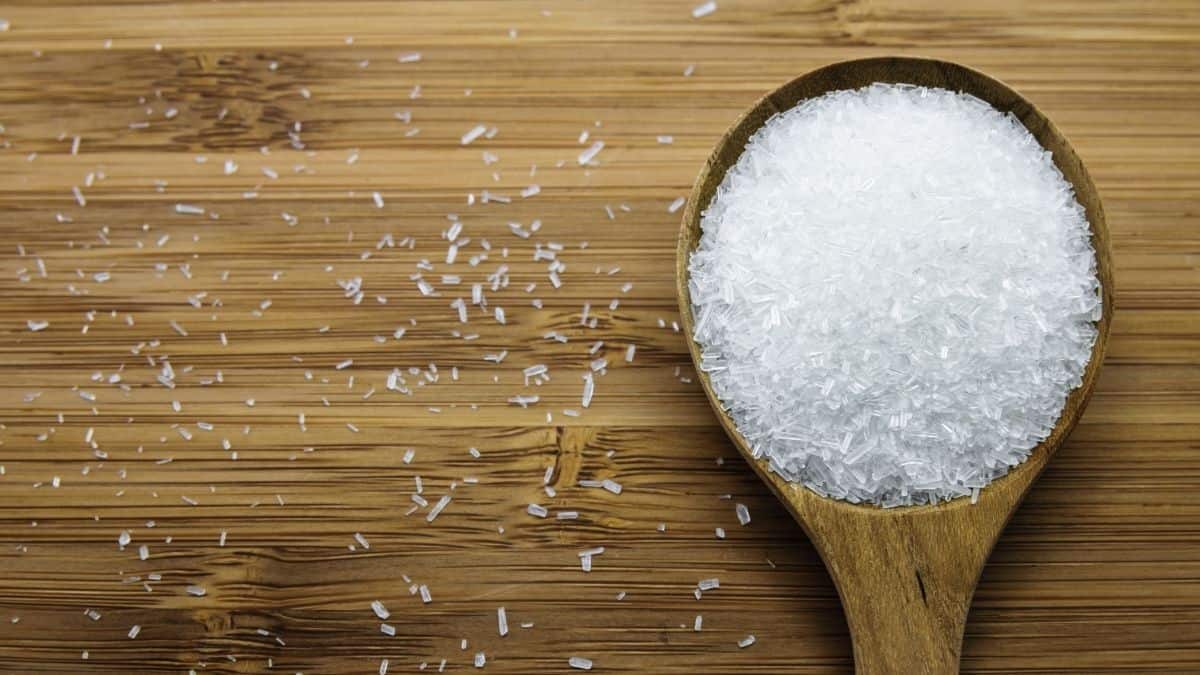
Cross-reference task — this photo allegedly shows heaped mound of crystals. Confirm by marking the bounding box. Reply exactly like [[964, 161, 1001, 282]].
[[688, 84, 1102, 507]]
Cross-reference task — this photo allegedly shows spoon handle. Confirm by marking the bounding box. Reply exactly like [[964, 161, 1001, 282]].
[[797, 496, 1010, 674]]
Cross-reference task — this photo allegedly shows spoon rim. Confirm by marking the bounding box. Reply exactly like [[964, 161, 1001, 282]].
[[675, 56, 1114, 515]]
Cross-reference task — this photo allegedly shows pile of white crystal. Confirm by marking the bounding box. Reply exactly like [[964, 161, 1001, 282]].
[[688, 83, 1102, 507]]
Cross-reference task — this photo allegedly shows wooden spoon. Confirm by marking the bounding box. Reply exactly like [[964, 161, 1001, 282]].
[[676, 57, 1113, 674]]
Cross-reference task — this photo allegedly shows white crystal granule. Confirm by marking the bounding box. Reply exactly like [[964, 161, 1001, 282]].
[[688, 83, 1101, 507]]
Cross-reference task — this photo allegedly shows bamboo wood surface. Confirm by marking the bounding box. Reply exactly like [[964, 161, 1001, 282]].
[[675, 56, 1115, 675], [0, 1, 1198, 673]]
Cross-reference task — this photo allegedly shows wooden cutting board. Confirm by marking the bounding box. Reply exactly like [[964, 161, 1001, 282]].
[[0, 1, 1197, 672]]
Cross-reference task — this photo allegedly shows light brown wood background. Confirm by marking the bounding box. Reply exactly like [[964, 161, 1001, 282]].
[[0, 1, 1197, 673]]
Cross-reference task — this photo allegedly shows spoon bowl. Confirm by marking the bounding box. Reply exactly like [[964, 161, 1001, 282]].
[[676, 57, 1113, 674]]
